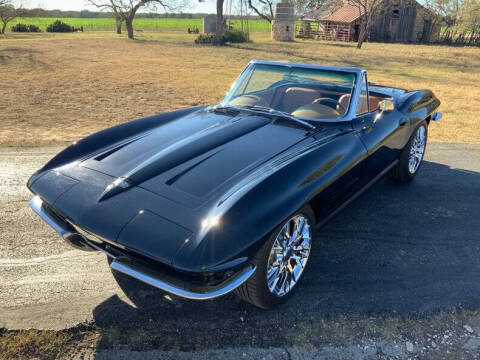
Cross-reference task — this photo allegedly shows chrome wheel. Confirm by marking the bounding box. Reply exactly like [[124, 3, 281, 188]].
[[266, 214, 312, 297], [408, 125, 426, 174]]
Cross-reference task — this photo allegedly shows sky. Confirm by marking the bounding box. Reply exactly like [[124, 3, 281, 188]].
[[28, 0, 217, 14]]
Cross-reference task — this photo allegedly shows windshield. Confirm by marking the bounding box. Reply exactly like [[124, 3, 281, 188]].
[[220, 63, 356, 120]]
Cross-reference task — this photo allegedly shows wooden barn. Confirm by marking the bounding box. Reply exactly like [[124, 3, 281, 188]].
[[296, 0, 440, 43], [318, 4, 361, 42]]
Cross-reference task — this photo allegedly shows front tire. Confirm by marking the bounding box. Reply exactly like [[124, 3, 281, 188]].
[[235, 205, 315, 309], [389, 121, 428, 182]]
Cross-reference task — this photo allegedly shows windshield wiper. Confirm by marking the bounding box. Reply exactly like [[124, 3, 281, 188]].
[[209, 105, 240, 115], [241, 105, 315, 130]]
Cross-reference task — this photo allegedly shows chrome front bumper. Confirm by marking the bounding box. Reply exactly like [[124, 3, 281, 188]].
[[29, 195, 255, 300]]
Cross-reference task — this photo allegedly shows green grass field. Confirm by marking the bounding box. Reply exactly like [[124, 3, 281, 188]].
[[9, 17, 271, 32]]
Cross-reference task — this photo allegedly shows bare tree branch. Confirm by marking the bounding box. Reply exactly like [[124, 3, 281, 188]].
[[247, 0, 275, 23], [345, 0, 383, 48], [87, 0, 125, 33], [0, 0, 23, 34]]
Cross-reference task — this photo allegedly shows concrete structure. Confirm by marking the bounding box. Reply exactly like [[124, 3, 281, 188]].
[[271, 2, 295, 41], [202, 15, 217, 34]]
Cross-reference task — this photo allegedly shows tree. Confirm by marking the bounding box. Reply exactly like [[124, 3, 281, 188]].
[[423, 0, 461, 42], [216, 0, 224, 43], [86, 0, 125, 34], [111, 1, 124, 34], [295, 0, 342, 18], [87, 0, 178, 39], [246, 0, 337, 23], [422, 0, 479, 43], [345, 0, 383, 48], [0, 0, 22, 34], [460, 0, 480, 44], [247, 0, 275, 23]]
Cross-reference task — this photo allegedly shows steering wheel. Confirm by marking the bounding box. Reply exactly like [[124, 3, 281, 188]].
[[312, 97, 346, 114]]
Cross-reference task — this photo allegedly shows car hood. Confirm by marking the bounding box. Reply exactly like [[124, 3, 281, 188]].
[[80, 109, 311, 204], [29, 108, 320, 269]]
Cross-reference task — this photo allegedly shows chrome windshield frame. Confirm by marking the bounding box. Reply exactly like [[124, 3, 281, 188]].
[[219, 60, 364, 124]]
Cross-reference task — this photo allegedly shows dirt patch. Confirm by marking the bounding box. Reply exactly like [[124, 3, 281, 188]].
[[0, 54, 11, 62], [0, 47, 52, 69]]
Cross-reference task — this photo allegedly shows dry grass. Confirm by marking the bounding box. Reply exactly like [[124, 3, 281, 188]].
[[0, 327, 94, 360], [0, 31, 479, 146], [1, 309, 479, 358]]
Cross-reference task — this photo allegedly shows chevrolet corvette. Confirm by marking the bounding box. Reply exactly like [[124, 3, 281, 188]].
[[28, 60, 441, 308]]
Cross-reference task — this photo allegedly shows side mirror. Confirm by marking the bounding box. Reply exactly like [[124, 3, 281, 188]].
[[378, 99, 395, 112]]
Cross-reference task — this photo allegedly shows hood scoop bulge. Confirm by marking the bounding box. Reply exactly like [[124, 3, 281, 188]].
[[98, 177, 135, 202]]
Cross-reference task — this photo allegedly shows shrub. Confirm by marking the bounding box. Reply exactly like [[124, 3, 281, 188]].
[[194, 33, 217, 44], [223, 29, 248, 43], [194, 29, 248, 45], [46, 20, 75, 33], [11, 23, 42, 33], [11, 23, 28, 32], [28, 24, 42, 33]]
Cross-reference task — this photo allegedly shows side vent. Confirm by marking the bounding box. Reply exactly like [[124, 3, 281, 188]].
[[94, 139, 137, 161]]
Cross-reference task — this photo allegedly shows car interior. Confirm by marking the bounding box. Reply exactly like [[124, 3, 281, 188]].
[[228, 82, 387, 120]]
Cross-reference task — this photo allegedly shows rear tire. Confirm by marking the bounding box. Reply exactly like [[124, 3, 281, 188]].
[[235, 205, 315, 309], [388, 121, 428, 182]]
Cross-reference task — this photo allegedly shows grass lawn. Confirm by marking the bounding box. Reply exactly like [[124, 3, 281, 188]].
[[0, 31, 479, 146], [9, 17, 271, 32]]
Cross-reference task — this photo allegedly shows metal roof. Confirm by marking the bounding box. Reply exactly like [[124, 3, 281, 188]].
[[301, 1, 342, 21], [322, 5, 363, 24]]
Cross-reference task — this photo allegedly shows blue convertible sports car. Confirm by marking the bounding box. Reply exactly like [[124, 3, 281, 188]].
[[28, 60, 441, 308]]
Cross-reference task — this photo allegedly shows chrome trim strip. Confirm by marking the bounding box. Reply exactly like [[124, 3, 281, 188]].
[[30, 195, 256, 300], [30, 196, 115, 255], [110, 259, 256, 300], [81, 236, 116, 258], [249, 59, 362, 74], [241, 60, 362, 123], [29, 196, 73, 238]]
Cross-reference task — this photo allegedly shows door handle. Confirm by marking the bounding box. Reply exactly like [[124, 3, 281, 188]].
[[399, 117, 408, 127], [362, 124, 373, 132]]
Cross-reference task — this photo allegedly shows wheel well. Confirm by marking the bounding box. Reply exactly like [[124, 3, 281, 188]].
[[307, 195, 323, 224]]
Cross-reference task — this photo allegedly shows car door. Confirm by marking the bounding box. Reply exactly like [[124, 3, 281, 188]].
[[352, 73, 410, 177]]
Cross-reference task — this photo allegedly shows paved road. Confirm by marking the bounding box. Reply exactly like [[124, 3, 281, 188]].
[[1, 143, 480, 340]]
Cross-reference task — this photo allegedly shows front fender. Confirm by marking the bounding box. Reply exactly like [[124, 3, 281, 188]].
[[173, 128, 367, 271]]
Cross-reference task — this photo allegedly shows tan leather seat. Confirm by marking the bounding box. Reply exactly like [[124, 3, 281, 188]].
[[337, 94, 351, 115], [291, 103, 340, 119], [339, 93, 372, 114], [282, 87, 322, 113]]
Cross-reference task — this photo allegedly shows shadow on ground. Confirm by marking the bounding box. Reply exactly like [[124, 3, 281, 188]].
[[91, 161, 480, 351]]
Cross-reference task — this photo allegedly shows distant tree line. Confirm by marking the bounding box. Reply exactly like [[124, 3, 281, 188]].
[[423, 0, 480, 45], [16, 8, 256, 19]]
